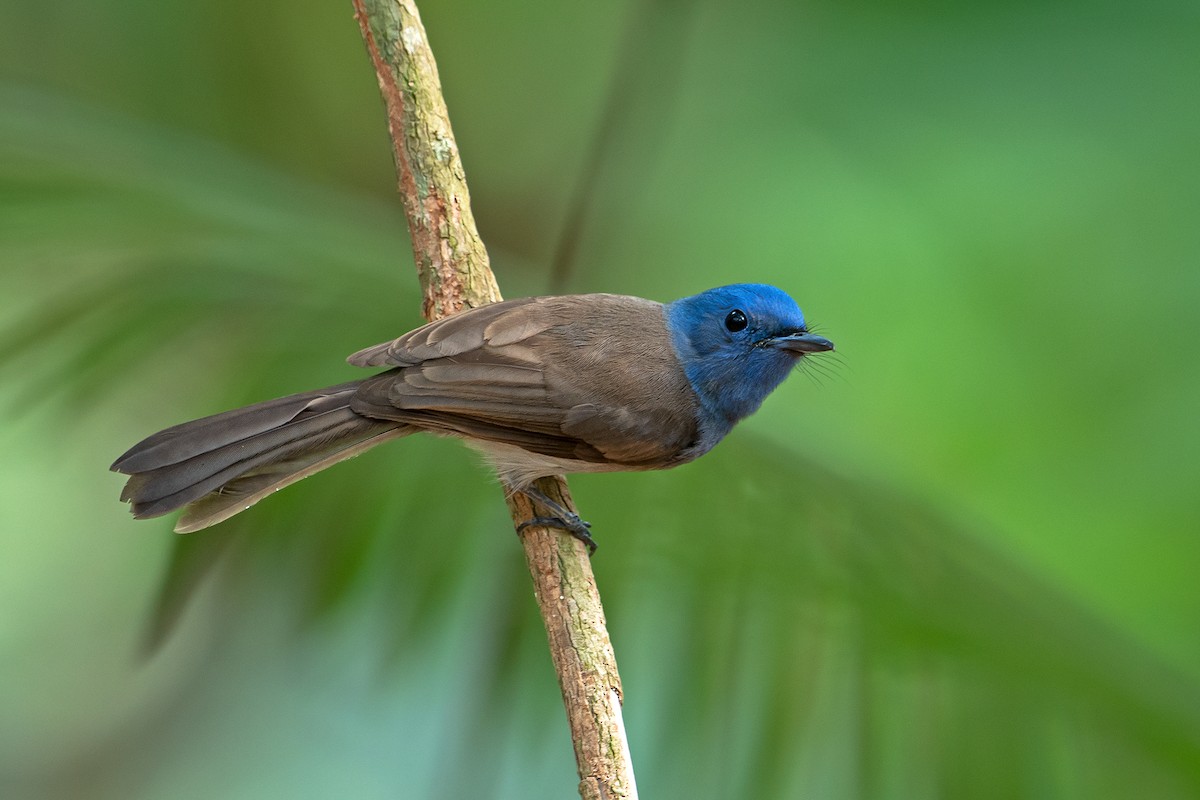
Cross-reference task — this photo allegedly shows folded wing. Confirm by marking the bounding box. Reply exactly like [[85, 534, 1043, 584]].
[[347, 294, 702, 470]]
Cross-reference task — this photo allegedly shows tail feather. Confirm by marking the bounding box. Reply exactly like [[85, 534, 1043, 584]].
[[111, 380, 364, 473], [173, 426, 407, 532], [123, 413, 379, 518], [113, 382, 408, 531], [120, 406, 369, 508]]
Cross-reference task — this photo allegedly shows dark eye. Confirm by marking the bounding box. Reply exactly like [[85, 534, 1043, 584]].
[[725, 309, 748, 332]]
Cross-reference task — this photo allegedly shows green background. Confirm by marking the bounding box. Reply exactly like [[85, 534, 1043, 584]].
[[2, 0, 1198, 797]]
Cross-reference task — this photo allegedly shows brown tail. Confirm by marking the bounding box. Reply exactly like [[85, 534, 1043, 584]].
[[111, 381, 409, 532]]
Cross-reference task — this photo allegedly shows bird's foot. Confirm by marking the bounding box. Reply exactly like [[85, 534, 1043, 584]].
[[514, 486, 597, 555], [516, 516, 597, 555]]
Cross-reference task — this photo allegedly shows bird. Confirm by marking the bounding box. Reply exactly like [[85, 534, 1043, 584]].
[[111, 283, 833, 552]]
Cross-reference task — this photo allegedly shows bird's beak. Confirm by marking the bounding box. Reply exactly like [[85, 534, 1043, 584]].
[[771, 332, 835, 353]]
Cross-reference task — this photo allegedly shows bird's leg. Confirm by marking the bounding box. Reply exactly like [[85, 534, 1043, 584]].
[[513, 485, 597, 555]]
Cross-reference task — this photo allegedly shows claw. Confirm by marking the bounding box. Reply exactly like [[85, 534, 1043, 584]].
[[517, 516, 597, 555], [513, 485, 597, 555]]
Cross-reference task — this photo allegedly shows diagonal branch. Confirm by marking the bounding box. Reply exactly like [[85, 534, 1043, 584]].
[[351, 2, 637, 797]]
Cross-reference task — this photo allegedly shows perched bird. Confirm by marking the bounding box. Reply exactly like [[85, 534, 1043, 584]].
[[112, 284, 833, 551]]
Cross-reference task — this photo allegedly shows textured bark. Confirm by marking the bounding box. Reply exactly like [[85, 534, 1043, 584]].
[[352, 2, 637, 797], [354, 0, 500, 316], [508, 479, 635, 799]]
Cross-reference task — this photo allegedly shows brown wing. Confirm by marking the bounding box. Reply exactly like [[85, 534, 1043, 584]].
[[346, 296, 557, 367], [347, 294, 701, 468]]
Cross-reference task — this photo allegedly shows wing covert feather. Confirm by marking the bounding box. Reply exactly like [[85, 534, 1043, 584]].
[[347, 297, 553, 367]]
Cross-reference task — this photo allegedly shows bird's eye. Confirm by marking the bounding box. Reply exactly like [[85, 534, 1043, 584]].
[[725, 309, 748, 332]]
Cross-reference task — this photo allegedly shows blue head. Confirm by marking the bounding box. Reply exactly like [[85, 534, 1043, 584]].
[[665, 284, 833, 425]]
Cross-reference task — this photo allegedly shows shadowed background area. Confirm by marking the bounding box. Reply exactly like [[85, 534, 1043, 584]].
[[2, 1, 1199, 798]]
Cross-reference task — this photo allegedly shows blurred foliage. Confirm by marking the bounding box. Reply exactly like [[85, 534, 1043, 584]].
[[1, 1, 1198, 798]]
